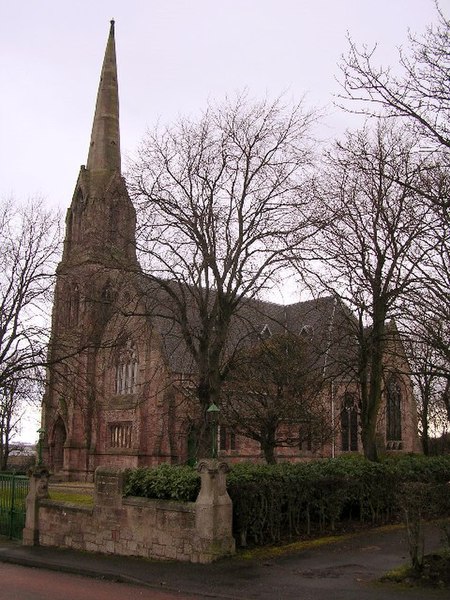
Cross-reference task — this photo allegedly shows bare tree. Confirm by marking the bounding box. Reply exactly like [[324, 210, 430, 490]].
[[300, 122, 434, 461], [339, 3, 450, 152], [127, 95, 318, 452], [405, 333, 448, 455], [406, 275, 450, 430], [339, 6, 450, 408], [221, 332, 327, 464], [0, 198, 60, 457], [0, 377, 42, 470], [413, 167, 450, 417]]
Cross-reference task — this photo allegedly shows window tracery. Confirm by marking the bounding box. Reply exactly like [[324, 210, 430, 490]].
[[386, 378, 402, 445], [341, 393, 358, 451], [115, 340, 138, 395], [108, 421, 132, 448]]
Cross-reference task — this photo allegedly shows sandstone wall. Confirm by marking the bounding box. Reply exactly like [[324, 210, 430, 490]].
[[24, 461, 235, 564]]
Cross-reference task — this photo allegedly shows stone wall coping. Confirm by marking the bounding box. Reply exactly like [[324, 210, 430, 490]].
[[39, 499, 93, 515], [123, 495, 196, 513], [27, 464, 235, 562], [94, 466, 124, 476]]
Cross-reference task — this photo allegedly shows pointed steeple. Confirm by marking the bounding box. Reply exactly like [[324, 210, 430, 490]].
[[62, 21, 138, 268], [86, 20, 121, 172]]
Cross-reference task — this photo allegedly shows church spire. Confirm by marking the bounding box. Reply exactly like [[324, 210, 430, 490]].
[[86, 20, 121, 172], [62, 21, 137, 267]]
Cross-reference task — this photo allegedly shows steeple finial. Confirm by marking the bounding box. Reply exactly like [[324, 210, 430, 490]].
[[86, 21, 121, 172]]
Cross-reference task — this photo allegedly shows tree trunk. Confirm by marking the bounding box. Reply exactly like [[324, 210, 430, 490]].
[[361, 427, 378, 462], [421, 414, 430, 456], [0, 443, 6, 471], [261, 425, 277, 464], [262, 442, 277, 464], [1, 413, 11, 470], [443, 379, 450, 425], [360, 302, 386, 462]]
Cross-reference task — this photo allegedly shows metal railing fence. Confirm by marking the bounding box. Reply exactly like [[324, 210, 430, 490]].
[[0, 472, 29, 539]]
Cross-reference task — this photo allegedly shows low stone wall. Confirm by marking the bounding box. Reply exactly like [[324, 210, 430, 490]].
[[23, 460, 235, 564]]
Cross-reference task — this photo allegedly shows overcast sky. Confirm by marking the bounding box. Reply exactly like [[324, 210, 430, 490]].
[[0, 0, 442, 442], [0, 0, 442, 211]]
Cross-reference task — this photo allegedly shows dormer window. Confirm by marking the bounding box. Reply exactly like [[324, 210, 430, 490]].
[[300, 325, 313, 337], [260, 324, 272, 339]]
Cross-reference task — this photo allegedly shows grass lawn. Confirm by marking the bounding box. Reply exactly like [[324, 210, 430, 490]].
[[382, 551, 450, 589], [49, 490, 94, 507]]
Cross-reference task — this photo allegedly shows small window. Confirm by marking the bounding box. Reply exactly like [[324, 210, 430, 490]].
[[260, 324, 272, 339], [102, 282, 113, 303], [109, 422, 132, 448], [300, 325, 313, 337], [219, 425, 227, 451], [219, 425, 236, 451], [299, 421, 312, 452]]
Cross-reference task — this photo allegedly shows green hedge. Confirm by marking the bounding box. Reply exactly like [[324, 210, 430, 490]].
[[124, 464, 200, 502], [123, 455, 450, 547], [228, 456, 450, 545]]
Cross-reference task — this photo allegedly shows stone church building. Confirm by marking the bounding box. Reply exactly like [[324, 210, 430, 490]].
[[42, 23, 420, 480]]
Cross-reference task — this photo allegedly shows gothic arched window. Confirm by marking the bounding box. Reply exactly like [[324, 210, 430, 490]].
[[67, 283, 80, 326], [386, 378, 402, 442], [115, 340, 138, 395], [341, 393, 358, 451], [102, 282, 113, 303], [52, 416, 67, 472]]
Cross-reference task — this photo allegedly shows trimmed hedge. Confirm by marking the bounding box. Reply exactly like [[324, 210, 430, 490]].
[[124, 464, 200, 502], [123, 455, 450, 547]]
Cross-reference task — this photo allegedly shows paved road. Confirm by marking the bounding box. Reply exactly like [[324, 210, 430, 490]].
[[1, 525, 448, 599], [0, 563, 194, 600]]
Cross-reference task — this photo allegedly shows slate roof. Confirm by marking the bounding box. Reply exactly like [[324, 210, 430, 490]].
[[134, 275, 359, 379]]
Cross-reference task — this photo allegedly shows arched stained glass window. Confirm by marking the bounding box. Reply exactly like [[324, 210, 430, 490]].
[[386, 378, 402, 442], [115, 340, 138, 395], [341, 393, 358, 451]]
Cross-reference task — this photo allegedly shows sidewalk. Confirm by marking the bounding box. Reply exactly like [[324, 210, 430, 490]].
[[0, 525, 447, 599]]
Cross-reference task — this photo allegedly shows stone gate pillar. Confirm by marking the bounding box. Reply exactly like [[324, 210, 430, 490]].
[[195, 459, 235, 562], [94, 467, 124, 509], [22, 466, 50, 546]]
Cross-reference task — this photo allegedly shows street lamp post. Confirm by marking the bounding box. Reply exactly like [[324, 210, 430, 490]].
[[206, 403, 220, 459]]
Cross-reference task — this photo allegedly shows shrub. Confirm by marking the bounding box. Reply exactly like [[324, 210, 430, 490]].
[[398, 481, 450, 571], [227, 460, 354, 546], [227, 455, 450, 547], [122, 455, 450, 547], [124, 464, 200, 502], [385, 454, 450, 483]]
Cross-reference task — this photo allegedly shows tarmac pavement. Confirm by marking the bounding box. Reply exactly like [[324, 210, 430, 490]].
[[0, 525, 448, 599]]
